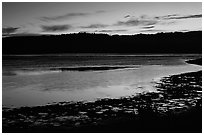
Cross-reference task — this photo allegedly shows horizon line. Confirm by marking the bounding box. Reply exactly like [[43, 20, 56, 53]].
[[2, 30, 202, 38]]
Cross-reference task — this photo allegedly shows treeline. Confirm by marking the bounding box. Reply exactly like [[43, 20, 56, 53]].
[[2, 31, 202, 54]]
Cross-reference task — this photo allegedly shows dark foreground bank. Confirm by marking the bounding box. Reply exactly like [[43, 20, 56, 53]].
[[2, 60, 202, 133]]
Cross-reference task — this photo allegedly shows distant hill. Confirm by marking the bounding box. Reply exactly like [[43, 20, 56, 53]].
[[2, 31, 202, 54]]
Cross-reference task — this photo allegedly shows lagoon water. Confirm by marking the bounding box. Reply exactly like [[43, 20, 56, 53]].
[[2, 54, 202, 107]]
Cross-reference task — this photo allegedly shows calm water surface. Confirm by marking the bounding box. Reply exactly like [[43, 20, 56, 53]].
[[2, 54, 202, 107]]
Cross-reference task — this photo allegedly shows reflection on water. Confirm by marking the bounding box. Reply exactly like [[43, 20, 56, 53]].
[[2, 70, 202, 131], [3, 64, 201, 107], [2, 54, 202, 107]]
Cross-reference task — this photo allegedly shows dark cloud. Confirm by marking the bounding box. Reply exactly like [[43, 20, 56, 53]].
[[95, 29, 128, 33], [124, 15, 130, 18], [179, 29, 191, 32], [155, 14, 202, 20], [3, 32, 42, 37], [3, 27, 19, 35], [166, 14, 202, 20], [115, 13, 201, 28], [41, 25, 71, 32], [95, 10, 106, 13], [40, 10, 106, 22], [40, 13, 89, 22], [115, 18, 158, 26], [81, 24, 109, 28], [154, 14, 178, 19], [159, 21, 176, 25], [142, 26, 155, 29]]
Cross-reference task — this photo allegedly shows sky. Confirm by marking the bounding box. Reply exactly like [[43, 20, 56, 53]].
[[2, 2, 202, 36]]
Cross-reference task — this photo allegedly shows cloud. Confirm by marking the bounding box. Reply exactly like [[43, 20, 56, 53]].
[[115, 18, 158, 27], [3, 32, 42, 37], [81, 24, 109, 29], [115, 13, 201, 28], [166, 14, 202, 20], [40, 13, 89, 22], [95, 10, 106, 13], [159, 21, 176, 25], [95, 29, 128, 33], [154, 14, 179, 19], [115, 15, 158, 26], [124, 15, 130, 18], [41, 24, 71, 32], [156, 14, 202, 20], [3, 27, 19, 35], [142, 26, 155, 29], [178, 29, 191, 32], [39, 10, 106, 22]]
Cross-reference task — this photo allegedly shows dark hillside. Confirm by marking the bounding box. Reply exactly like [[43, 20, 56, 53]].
[[3, 31, 202, 54]]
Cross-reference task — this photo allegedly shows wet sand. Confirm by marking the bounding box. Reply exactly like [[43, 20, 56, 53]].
[[2, 58, 202, 133]]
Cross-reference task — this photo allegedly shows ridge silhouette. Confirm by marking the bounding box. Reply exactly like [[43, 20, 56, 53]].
[[3, 31, 201, 54]]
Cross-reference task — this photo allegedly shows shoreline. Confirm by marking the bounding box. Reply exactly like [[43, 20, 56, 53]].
[[2, 58, 202, 133], [185, 58, 202, 66]]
